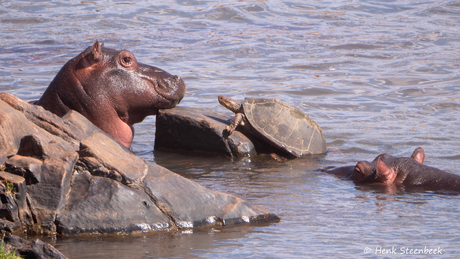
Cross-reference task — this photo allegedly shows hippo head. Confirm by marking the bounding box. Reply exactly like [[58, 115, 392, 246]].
[[352, 147, 425, 184], [36, 39, 186, 148]]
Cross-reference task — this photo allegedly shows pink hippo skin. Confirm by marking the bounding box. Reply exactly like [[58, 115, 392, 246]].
[[327, 147, 460, 194], [36, 39, 186, 148]]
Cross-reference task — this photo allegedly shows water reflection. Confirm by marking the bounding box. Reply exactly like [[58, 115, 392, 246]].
[[49, 226, 261, 259]]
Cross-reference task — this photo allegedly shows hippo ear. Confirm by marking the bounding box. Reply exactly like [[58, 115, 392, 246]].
[[376, 157, 390, 176], [76, 40, 103, 69], [376, 157, 396, 183], [90, 39, 103, 62], [411, 147, 425, 164]]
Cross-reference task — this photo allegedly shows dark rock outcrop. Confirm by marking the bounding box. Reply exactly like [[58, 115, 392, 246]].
[[0, 93, 279, 236], [4, 235, 67, 259], [155, 106, 257, 157]]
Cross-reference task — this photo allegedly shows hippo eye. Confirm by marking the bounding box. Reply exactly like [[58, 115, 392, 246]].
[[119, 51, 136, 68], [121, 56, 132, 67]]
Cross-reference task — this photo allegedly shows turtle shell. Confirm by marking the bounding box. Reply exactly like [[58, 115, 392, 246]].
[[243, 98, 327, 157]]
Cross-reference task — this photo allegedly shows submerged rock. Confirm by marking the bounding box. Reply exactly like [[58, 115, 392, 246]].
[[0, 93, 279, 236]]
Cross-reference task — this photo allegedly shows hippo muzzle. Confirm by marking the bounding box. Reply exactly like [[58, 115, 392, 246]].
[[137, 63, 186, 110]]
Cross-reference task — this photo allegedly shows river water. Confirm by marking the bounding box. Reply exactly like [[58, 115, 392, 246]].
[[1, 0, 460, 258]]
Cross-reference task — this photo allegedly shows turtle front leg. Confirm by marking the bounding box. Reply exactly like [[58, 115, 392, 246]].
[[225, 112, 245, 137]]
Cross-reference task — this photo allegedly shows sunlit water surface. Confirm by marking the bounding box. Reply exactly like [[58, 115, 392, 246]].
[[1, 0, 460, 258]]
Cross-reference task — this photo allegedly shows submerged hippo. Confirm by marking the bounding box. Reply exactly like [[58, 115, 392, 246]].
[[327, 147, 460, 194], [36, 39, 186, 148]]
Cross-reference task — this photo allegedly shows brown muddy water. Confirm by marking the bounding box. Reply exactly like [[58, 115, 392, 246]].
[[1, 0, 460, 258]]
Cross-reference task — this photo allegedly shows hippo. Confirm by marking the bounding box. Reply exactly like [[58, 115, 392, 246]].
[[326, 147, 460, 194], [36, 39, 186, 148]]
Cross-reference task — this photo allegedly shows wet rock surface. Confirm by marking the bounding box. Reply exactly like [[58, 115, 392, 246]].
[[4, 235, 67, 259], [155, 106, 257, 157], [0, 93, 279, 236]]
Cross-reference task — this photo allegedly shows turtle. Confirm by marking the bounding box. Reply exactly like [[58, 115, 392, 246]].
[[218, 95, 327, 158]]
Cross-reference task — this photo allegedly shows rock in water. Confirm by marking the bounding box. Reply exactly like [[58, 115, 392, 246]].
[[0, 93, 279, 236], [155, 106, 257, 157], [4, 235, 67, 259]]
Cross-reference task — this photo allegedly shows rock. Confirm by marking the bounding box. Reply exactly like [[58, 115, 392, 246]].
[[55, 171, 171, 235], [78, 133, 147, 184], [155, 106, 273, 157], [142, 162, 277, 228], [0, 93, 279, 236], [0, 171, 29, 231], [4, 235, 67, 259]]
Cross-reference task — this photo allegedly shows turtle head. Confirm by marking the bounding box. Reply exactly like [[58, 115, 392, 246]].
[[218, 95, 243, 113]]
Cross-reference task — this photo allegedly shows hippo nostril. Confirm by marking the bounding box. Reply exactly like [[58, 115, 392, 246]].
[[171, 75, 184, 85], [157, 77, 173, 91], [152, 74, 186, 104], [163, 76, 185, 89]]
